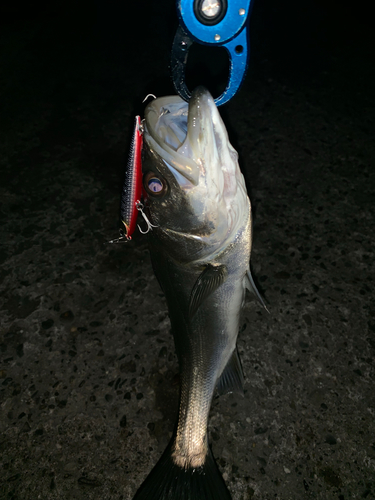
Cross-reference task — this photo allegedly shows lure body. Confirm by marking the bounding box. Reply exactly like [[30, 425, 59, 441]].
[[120, 115, 143, 240]]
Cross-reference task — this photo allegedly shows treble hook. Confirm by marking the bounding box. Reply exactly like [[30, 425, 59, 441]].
[[136, 200, 158, 234], [108, 228, 130, 244], [142, 94, 157, 103]]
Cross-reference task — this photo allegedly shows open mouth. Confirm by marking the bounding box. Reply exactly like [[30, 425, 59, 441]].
[[144, 87, 221, 186], [148, 97, 189, 152]]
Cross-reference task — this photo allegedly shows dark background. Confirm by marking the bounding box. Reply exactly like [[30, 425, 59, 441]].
[[0, 0, 374, 499]]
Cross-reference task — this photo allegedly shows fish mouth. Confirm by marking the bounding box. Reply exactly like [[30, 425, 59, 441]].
[[144, 86, 230, 187], [144, 87, 249, 254]]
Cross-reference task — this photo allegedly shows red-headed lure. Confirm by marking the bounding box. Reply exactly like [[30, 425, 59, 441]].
[[109, 114, 156, 244], [120, 115, 143, 240]]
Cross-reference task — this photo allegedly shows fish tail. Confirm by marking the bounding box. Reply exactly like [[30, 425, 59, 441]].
[[133, 440, 232, 500]]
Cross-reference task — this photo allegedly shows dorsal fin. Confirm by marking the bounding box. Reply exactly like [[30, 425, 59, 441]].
[[245, 269, 269, 312], [189, 264, 227, 318]]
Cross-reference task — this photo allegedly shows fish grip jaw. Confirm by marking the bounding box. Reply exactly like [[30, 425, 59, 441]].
[[171, 0, 253, 106]]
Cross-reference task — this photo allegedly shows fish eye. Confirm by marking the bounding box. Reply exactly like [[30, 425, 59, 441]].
[[144, 171, 168, 197], [148, 178, 163, 193]]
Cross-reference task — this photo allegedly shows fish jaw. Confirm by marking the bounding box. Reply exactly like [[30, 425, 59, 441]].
[[143, 86, 250, 263], [143, 95, 199, 186]]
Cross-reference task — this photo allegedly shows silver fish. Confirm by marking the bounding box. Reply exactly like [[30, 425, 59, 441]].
[[133, 87, 264, 500]]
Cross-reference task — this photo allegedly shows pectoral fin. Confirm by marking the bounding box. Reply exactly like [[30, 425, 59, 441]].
[[189, 264, 227, 318], [245, 269, 269, 312], [216, 348, 244, 396]]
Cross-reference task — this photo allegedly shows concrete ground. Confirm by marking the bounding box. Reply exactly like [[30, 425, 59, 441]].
[[0, 0, 374, 499]]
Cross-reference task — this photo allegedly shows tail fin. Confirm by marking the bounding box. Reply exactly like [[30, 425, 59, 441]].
[[133, 441, 232, 500]]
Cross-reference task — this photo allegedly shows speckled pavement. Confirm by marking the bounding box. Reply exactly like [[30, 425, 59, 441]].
[[1, 1, 374, 499]]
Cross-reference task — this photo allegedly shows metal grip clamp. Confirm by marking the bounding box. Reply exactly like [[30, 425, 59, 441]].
[[171, 0, 253, 106]]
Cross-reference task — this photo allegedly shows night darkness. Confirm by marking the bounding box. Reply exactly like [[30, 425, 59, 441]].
[[0, 0, 374, 499]]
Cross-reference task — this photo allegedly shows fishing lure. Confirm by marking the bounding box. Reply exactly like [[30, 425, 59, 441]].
[[109, 112, 157, 244], [120, 115, 144, 240]]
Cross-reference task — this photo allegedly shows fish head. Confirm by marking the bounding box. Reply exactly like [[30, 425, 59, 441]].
[[142, 86, 249, 262]]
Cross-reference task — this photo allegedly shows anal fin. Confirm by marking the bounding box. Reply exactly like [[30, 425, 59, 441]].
[[216, 348, 244, 396]]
